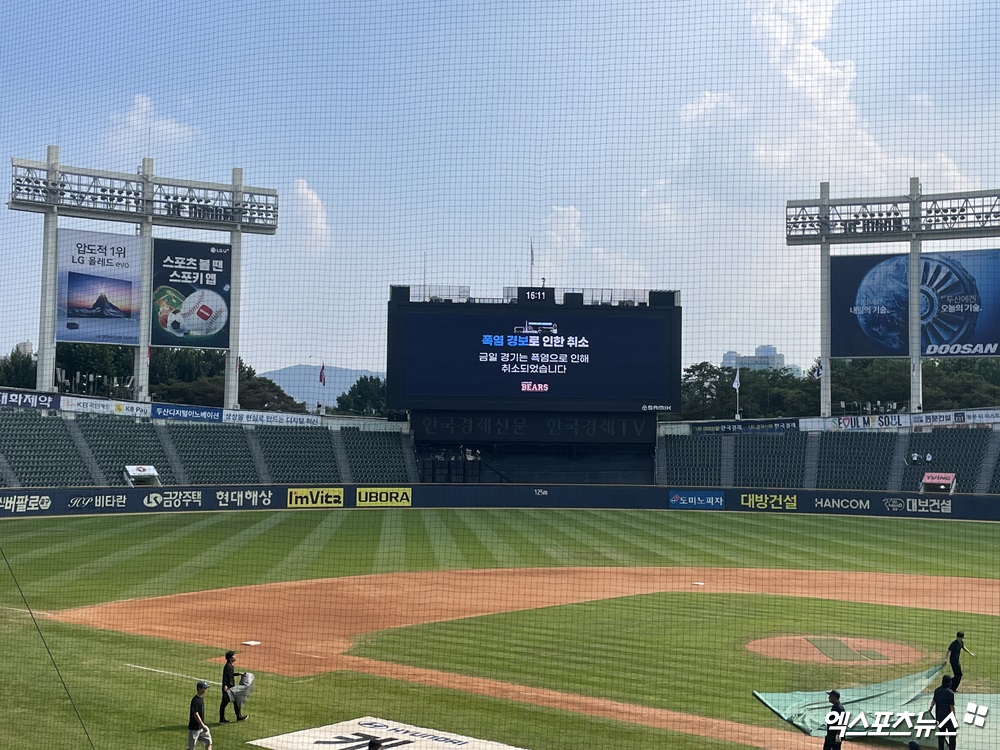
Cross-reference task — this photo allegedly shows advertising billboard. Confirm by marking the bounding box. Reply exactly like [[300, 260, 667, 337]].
[[56, 229, 142, 345], [387, 301, 682, 412], [150, 238, 231, 349], [831, 250, 1000, 357]]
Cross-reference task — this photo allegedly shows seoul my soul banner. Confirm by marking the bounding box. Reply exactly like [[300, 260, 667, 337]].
[[150, 238, 232, 349], [56, 228, 142, 345], [831, 250, 1000, 358]]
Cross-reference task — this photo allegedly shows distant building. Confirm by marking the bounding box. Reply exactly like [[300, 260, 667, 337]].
[[14, 341, 33, 357], [723, 345, 802, 377]]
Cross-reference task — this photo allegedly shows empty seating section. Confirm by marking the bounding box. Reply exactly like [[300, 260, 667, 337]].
[[0, 409, 95, 488], [76, 414, 178, 486], [255, 425, 341, 483], [340, 427, 410, 483], [901, 429, 990, 494], [167, 423, 261, 485], [475, 444, 653, 484], [733, 433, 808, 489], [658, 435, 722, 487], [816, 432, 896, 491], [5, 407, 1000, 495]]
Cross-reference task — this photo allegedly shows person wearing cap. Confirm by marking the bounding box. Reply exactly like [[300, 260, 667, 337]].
[[187, 680, 213, 750], [220, 650, 247, 723], [823, 689, 846, 750], [929, 674, 957, 750], [947, 631, 974, 691]]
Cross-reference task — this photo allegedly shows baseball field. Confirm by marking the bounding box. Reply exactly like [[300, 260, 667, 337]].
[[2, 507, 999, 749]]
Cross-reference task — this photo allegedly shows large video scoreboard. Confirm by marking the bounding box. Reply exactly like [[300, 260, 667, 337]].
[[387, 288, 681, 413]]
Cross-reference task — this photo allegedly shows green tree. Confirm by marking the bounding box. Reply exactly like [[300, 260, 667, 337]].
[[149, 351, 305, 411], [0, 347, 37, 389], [336, 375, 387, 416]]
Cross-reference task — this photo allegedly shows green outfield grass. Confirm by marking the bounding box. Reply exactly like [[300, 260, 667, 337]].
[[2, 508, 999, 749]]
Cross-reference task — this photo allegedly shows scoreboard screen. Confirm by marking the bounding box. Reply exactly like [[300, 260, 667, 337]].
[[386, 300, 681, 413]]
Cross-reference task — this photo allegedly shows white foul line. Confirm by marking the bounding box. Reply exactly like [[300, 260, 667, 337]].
[[126, 664, 216, 684], [0, 604, 53, 616]]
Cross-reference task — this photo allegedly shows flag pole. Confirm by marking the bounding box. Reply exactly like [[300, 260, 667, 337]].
[[733, 368, 741, 419]]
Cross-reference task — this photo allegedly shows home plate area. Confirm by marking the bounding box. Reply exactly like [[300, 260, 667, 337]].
[[249, 716, 532, 750]]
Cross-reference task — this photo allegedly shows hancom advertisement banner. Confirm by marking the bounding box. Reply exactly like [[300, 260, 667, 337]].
[[832, 250, 1000, 357], [151, 238, 231, 349], [56, 229, 141, 345]]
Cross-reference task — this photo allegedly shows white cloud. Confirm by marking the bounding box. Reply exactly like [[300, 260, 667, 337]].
[[546, 205, 586, 253], [748, 0, 978, 194], [680, 91, 744, 123], [291, 178, 333, 252], [103, 94, 197, 169]]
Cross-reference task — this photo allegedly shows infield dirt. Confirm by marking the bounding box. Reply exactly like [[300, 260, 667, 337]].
[[52, 566, 994, 749]]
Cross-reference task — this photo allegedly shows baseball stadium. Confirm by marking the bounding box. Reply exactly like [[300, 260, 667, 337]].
[[4, 3, 1000, 750]]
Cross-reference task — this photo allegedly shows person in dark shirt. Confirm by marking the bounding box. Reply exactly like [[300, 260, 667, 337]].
[[947, 631, 974, 691], [929, 674, 957, 750], [824, 689, 846, 750], [187, 680, 213, 750], [220, 650, 247, 722]]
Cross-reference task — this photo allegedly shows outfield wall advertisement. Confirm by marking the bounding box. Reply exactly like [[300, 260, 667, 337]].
[[151, 238, 231, 349], [831, 249, 1000, 357], [56, 229, 142, 345], [2, 483, 998, 523]]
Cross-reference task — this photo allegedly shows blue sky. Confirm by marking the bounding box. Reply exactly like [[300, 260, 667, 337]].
[[2, 0, 998, 373]]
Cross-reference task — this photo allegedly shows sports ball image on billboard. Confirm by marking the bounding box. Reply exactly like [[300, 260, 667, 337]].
[[56, 229, 141, 345], [831, 250, 1000, 358], [387, 302, 682, 412], [150, 238, 232, 349]]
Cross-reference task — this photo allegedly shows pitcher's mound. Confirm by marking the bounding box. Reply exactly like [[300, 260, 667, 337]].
[[747, 635, 924, 664]]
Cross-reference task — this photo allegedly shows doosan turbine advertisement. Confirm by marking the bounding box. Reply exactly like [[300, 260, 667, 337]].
[[831, 250, 1000, 358]]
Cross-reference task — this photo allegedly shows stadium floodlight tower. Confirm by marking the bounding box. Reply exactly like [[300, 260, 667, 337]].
[[787, 178, 1000, 418], [8, 145, 277, 409]]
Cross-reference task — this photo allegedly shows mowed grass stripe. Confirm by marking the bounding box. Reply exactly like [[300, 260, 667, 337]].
[[419, 509, 473, 570], [118, 510, 290, 599], [0, 513, 175, 567], [456, 508, 540, 569], [571, 509, 682, 563], [17, 513, 236, 605], [262, 509, 352, 583], [584, 509, 694, 563], [516, 509, 640, 566], [591, 509, 719, 564], [6, 510, 1000, 611], [481, 509, 576, 566]]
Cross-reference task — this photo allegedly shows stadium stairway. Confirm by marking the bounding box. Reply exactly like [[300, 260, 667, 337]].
[[331, 429, 353, 483], [65, 418, 108, 486], [0, 453, 18, 487], [886, 431, 909, 490], [975, 430, 1000, 494], [720, 434, 735, 487], [245, 428, 272, 484], [154, 422, 189, 484], [401, 432, 420, 483], [802, 432, 820, 489]]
